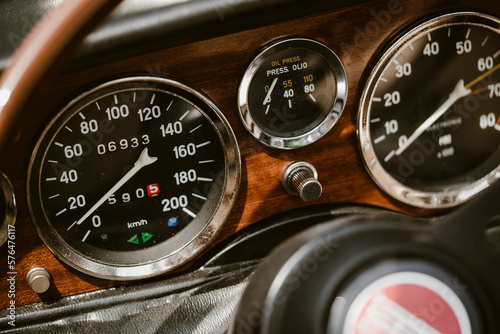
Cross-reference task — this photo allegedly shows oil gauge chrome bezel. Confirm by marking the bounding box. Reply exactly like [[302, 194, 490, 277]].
[[238, 38, 347, 149]]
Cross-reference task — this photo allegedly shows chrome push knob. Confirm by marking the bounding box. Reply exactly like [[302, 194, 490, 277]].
[[27, 268, 51, 293], [282, 161, 322, 202]]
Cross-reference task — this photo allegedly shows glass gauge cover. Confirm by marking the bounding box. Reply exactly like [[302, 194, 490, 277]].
[[358, 12, 500, 208], [27, 77, 240, 280], [238, 38, 347, 149]]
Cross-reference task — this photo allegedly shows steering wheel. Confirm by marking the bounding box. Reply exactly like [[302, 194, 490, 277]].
[[0, 0, 122, 151]]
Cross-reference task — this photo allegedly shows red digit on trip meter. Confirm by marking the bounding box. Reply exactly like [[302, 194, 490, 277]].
[[147, 184, 160, 197]]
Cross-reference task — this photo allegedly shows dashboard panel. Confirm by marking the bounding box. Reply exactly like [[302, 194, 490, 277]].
[[1, 0, 500, 332]]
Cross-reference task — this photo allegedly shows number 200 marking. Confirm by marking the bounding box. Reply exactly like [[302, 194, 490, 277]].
[[162, 195, 188, 211]]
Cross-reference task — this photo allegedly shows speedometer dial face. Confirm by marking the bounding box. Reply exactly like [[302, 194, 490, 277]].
[[27, 77, 240, 279], [358, 12, 500, 208]]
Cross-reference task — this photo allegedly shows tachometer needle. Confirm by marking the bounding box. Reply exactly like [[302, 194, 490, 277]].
[[263, 78, 278, 106], [395, 79, 471, 156], [76, 148, 158, 226]]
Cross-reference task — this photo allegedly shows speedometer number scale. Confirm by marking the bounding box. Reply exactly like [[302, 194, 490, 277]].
[[359, 13, 500, 208], [28, 77, 240, 279]]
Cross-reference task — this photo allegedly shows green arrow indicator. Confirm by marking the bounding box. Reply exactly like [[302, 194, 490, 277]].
[[142, 232, 154, 244], [127, 234, 140, 245]]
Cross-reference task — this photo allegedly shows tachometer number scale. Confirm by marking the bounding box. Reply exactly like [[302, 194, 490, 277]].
[[358, 12, 500, 208]]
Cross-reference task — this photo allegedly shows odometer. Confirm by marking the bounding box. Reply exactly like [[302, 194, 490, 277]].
[[27, 77, 240, 280], [358, 12, 500, 208]]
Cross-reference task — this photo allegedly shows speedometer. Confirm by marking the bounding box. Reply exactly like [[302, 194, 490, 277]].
[[358, 12, 500, 208], [27, 77, 240, 280]]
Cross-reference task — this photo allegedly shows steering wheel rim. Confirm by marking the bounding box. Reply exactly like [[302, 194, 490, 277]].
[[0, 0, 122, 152]]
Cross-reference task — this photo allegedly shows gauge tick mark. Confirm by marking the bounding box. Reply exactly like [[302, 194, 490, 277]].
[[150, 94, 156, 105], [56, 208, 67, 217], [494, 50, 500, 59], [182, 208, 197, 219], [482, 35, 489, 47], [167, 100, 174, 111], [199, 160, 214, 164], [65, 126, 73, 132], [198, 177, 213, 182], [179, 110, 190, 121], [82, 230, 91, 242], [374, 135, 386, 144], [79, 112, 85, 120], [190, 125, 202, 133], [46, 177, 57, 182], [67, 221, 77, 231], [196, 141, 211, 149], [384, 150, 395, 162], [192, 193, 207, 201], [48, 194, 60, 200]]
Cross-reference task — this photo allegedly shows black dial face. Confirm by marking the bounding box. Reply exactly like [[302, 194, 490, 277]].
[[239, 38, 347, 149], [247, 48, 336, 137], [28, 77, 240, 278], [359, 13, 500, 207]]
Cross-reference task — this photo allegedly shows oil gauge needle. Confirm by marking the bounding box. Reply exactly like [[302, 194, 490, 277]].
[[395, 79, 471, 156], [76, 148, 158, 226], [263, 78, 278, 106]]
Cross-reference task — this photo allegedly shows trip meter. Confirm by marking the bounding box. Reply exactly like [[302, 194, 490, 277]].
[[238, 38, 347, 149], [358, 12, 500, 208], [27, 77, 240, 280]]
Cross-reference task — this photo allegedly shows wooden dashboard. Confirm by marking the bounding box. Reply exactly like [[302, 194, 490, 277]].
[[1, 0, 500, 309]]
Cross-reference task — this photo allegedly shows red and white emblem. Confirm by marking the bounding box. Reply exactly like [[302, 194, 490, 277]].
[[343, 272, 472, 334]]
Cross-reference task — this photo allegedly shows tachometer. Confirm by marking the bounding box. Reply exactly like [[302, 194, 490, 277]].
[[358, 12, 500, 208], [27, 77, 240, 280]]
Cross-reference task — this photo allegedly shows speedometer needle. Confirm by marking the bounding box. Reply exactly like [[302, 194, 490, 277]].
[[76, 148, 157, 226], [395, 79, 471, 156]]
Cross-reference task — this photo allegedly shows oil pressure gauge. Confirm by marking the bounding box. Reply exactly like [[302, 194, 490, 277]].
[[238, 38, 347, 149]]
